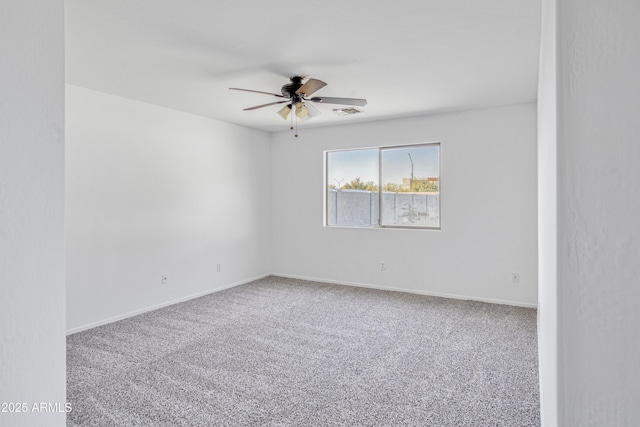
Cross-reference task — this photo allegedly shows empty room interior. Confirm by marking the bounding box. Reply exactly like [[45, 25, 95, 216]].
[[2, 0, 640, 426]]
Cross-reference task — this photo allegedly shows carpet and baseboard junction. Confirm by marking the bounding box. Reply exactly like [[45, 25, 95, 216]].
[[67, 276, 539, 426]]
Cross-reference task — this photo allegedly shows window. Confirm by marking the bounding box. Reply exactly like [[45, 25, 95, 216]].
[[325, 143, 440, 229]]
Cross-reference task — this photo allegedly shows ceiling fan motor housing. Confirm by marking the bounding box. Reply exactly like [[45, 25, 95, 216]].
[[281, 76, 304, 99]]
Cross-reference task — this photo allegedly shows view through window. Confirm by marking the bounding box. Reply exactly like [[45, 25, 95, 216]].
[[326, 143, 440, 229]]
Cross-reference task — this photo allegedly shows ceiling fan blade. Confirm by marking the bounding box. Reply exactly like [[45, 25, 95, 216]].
[[229, 88, 286, 98], [243, 100, 289, 111], [295, 78, 327, 96], [308, 96, 367, 106]]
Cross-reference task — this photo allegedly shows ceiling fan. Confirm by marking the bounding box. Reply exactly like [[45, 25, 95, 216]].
[[229, 76, 367, 136]]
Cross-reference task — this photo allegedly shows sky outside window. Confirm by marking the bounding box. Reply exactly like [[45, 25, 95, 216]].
[[381, 145, 439, 185], [327, 148, 378, 188], [327, 145, 439, 188]]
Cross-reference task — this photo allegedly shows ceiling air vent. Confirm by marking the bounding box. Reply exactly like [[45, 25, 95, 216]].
[[332, 107, 363, 117]]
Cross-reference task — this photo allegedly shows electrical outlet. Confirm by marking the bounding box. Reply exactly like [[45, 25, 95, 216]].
[[216, 264, 221, 272], [380, 262, 386, 271], [161, 274, 168, 284], [511, 272, 520, 284]]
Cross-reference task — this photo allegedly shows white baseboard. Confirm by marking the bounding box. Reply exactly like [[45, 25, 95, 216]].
[[67, 272, 536, 335], [66, 274, 270, 335], [271, 272, 538, 309]]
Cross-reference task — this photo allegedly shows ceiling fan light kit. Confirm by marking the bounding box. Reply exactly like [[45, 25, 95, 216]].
[[230, 76, 367, 136]]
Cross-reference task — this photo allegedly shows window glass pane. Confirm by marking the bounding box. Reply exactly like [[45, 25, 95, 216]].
[[326, 149, 379, 227], [380, 144, 440, 228]]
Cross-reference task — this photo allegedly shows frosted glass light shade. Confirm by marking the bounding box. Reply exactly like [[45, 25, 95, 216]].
[[277, 104, 291, 120], [295, 102, 308, 119]]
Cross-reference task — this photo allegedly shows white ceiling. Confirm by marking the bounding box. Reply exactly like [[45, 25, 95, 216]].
[[65, 0, 541, 133]]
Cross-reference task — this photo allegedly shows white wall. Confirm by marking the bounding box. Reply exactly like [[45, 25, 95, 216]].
[[0, 1, 66, 426], [271, 104, 538, 306], [556, 0, 640, 424], [66, 85, 272, 332], [537, 0, 558, 425]]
